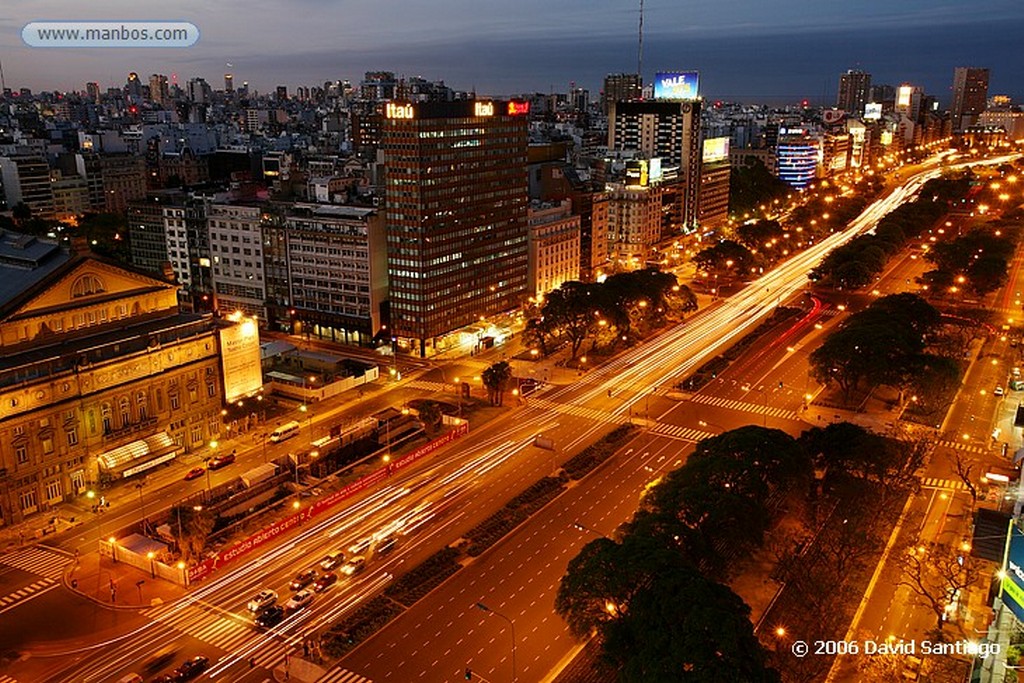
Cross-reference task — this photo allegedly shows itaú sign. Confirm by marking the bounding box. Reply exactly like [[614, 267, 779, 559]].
[[386, 102, 414, 119], [474, 101, 495, 117]]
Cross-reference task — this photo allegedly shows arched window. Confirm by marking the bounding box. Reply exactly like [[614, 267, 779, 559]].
[[137, 391, 149, 420], [71, 274, 106, 298], [118, 397, 131, 427], [101, 403, 112, 433]]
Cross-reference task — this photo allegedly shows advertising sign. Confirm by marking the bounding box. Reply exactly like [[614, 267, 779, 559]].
[[864, 102, 883, 120], [219, 318, 262, 403], [702, 137, 730, 163], [1003, 525, 1024, 621], [653, 71, 699, 100]]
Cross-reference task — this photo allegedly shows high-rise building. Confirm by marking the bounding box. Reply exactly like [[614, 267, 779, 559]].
[[775, 127, 819, 189], [224, 73, 234, 93], [125, 72, 142, 101], [699, 137, 731, 231], [275, 85, 288, 102], [208, 203, 266, 318], [952, 67, 990, 132], [187, 78, 211, 104], [382, 99, 530, 357], [0, 155, 55, 218], [603, 73, 642, 114], [895, 84, 924, 122], [86, 81, 100, 105], [837, 70, 871, 116], [608, 99, 703, 231], [148, 74, 169, 106], [527, 200, 581, 300]]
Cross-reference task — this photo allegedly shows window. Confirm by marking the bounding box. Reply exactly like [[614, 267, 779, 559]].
[[15, 443, 28, 464], [137, 391, 148, 420], [20, 489, 38, 514], [71, 274, 106, 298], [41, 438, 53, 455], [101, 403, 112, 433], [207, 382, 217, 398], [66, 428, 78, 446], [45, 479, 62, 502], [170, 393, 180, 410], [190, 424, 203, 444], [119, 397, 131, 427]]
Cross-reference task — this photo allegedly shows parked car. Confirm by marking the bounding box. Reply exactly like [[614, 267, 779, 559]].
[[289, 569, 318, 590], [207, 452, 236, 470], [284, 589, 314, 611], [312, 572, 337, 592], [246, 589, 278, 612], [154, 656, 209, 682], [319, 550, 345, 571], [183, 467, 205, 481], [254, 605, 285, 629], [340, 556, 367, 576]]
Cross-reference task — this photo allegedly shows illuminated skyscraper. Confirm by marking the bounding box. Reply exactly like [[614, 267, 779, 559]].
[[951, 67, 990, 132], [382, 100, 529, 357], [836, 69, 871, 116], [603, 73, 642, 114]]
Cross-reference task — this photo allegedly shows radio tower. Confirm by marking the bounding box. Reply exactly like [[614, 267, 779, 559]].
[[637, 0, 644, 79]]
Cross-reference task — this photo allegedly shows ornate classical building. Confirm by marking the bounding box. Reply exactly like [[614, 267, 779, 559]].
[[0, 231, 228, 526]]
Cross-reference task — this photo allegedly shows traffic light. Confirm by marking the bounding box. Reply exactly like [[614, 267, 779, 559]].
[[465, 668, 473, 680]]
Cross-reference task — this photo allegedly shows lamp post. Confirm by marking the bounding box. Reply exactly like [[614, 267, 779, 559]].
[[205, 439, 217, 492], [475, 602, 516, 683], [146, 551, 156, 579], [135, 482, 147, 533]]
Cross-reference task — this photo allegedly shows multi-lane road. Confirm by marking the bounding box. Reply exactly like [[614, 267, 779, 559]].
[[2, 151, 1017, 683]]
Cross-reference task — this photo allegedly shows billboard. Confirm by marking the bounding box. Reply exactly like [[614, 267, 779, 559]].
[[654, 71, 699, 100], [648, 157, 663, 183], [702, 137, 730, 163], [219, 317, 263, 403], [625, 159, 649, 187], [1002, 524, 1024, 622], [864, 102, 883, 120], [897, 85, 913, 108]]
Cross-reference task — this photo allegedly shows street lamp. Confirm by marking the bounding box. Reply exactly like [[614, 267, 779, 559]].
[[135, 482, 147, 533], [146, 551, 156, 579], [475, 602, 516, 683]]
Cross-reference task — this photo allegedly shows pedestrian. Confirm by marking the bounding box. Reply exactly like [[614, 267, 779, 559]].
[[249, 656, 255, 668], [303, 642, 309, 658]]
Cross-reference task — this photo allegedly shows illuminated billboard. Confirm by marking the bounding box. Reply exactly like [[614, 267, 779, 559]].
[[653, 71, 699, 101], [648, 158, 663, 183], [385, 102, 414, 119], [864, 102, 882, 120], [702, 137, 730, 163], [1002, 524, 1024, 622], [897, 86, 912, 109], [507, 100, 530, 116], [626, 159, 649, 187], [219, 318, 263, 403], [474, 101, 495, 117]]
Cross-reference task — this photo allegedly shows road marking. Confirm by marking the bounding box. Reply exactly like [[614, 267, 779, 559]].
[[689, 393, 801, 421], [0, 578, 58, 616], [921, 477, 969, 491], [935, 440, 987, 454], [0, 546, 71, 579]]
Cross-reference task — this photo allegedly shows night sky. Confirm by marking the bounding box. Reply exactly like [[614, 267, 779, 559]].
[[3, 0, 1023, 105]]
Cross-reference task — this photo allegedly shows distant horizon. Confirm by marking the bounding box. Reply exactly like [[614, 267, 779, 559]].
[[2, 5, 1023, 108]]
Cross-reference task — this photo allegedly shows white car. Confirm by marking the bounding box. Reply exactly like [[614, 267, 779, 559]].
[[247, 589, 278, 612], [340, 556, 367, 576], [995, 386, 1005, 396], [284, 589, 314, 611], [320, 551, 345, 571]]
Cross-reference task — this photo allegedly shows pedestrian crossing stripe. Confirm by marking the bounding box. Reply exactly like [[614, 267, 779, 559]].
[[407, 380, 448, 392], [0, 674, 19, 683], [935, 440, 986, 454], [921, 477, 969, 491], [0, 577, 56, 606], [650, 424, 717, 443], [316, 667, 373, 683], [528, 398, 625, 425], [689, 393, 802, 422], [0, 546, 70, 579]]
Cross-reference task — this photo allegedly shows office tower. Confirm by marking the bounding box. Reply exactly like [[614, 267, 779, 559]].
[[275, 85, 288, 102], [148, 74, 169, 106], [699, 137, 731, 231], [224, 73, 234, 93], [187, 77, 211, 104], [86, 81, 100, 105], [775, 127, 819, 189], [125, 72, 142, 100], [951, 67, 990, 131], [0, 155, 56, 219], [382, 100, 529, 357], [603, 73, 642, 114], [895, 84, 924, 122], [836, 69, 871, 115], [608, 99, 703, 230], [207, 203, 266, 318]]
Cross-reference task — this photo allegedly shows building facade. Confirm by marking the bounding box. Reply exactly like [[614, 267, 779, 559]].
[[837, 70, 872, 115], [208, 203, 266, 318], [527, 200, 581, 300], [0, 234, 225, 527], [952, 67, 990, 132], [382, 99, 529, 357]]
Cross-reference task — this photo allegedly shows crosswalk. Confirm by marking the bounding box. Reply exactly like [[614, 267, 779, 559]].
[[0, 545, 71, 579], [528, 398, 624, 424], [0, 674, 19, 683], [935, 440, 987, 454], [921, 477, 969, 491], [0, 577, 57, 612], [689, 393, 802, 422], [316, 667, 374, 683], [650, 423, 717, 443], [407, 380, 449, 393], [143, 602, 294, 670]]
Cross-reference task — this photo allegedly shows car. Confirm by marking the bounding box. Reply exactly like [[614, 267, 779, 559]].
[[246, 589, 278, 612], [377, 536, 397, 556], [348, 537, 373, 555], [319, 550, 345, 570], [312, 572, 337, 592], [207, 452, 236, 470], [157, 656, 208, 682], [284, 589, 314, 611], [290, 569, 318, 590], [254, 605, 285, 629], [995, 386, 1005, 396], [340, 556, 367, 576], [183, 467, 205, 481]]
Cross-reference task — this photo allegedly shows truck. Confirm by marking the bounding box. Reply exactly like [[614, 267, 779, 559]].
[[241, 462, 279, 488]]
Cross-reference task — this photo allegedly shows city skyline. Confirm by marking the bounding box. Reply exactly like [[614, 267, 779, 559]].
[[0, 0, 1022, 104]]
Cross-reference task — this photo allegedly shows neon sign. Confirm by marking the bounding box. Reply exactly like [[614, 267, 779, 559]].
[[385, 102, 414, 119], [507, 101, 530, 116], [474, 101, 495, 117]]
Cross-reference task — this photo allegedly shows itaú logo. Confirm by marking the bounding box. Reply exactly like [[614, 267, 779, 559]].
[[474, 101, 494, 117], [386, 102, 414, 119], [1011, 560, 1024, 584]]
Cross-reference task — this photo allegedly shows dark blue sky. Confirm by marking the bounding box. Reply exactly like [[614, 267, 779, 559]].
[[3, 0, 1023, 105]]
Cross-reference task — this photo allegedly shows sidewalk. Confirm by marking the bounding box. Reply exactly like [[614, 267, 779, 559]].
[[65, 548, 187, 609]]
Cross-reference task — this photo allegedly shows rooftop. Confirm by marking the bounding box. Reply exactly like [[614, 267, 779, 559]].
[[0, 231, 71, 310]]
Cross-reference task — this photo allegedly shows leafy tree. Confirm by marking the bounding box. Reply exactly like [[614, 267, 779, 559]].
[[543, 282, 597, 359], [171, 505, 216, 563], [481, 360, 513, 406], [736, 219, 784, 249], [416, 400, 442, 434], [522, 316, 557, 356], [728, 158, 789, 216]]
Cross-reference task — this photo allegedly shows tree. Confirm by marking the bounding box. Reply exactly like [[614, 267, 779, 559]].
[[543, 282, 596, 359], [895, 542, 980, 638], [522, 316, 557, 356], [481, 361, 513, 406], [171, 505, 216, 563], [416, 401, 442, 435], [949, 452, 979, 505]]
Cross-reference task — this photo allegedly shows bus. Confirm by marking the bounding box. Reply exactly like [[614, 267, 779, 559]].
[[270, 420, 301, 443]]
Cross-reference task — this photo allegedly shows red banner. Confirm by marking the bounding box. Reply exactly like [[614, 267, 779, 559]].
[[188, 423, 469, 583]]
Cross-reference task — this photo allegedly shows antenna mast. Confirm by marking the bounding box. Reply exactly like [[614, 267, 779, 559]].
[[637, 0, 644, 79]]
